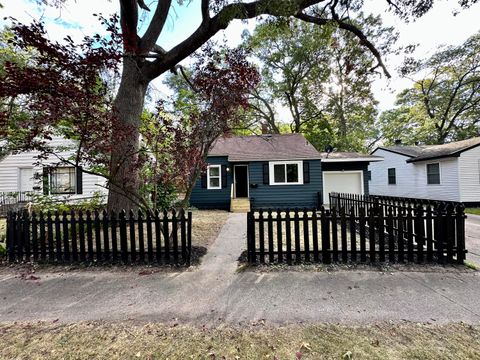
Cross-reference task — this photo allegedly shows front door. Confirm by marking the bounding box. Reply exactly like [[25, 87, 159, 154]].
[[235, 165, 249, 198]]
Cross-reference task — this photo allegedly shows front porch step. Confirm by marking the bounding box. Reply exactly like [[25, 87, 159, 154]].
[[230, 198, 251, 213]]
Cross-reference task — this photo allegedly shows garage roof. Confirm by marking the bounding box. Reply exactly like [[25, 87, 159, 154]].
[[319, 152, 383, 162]]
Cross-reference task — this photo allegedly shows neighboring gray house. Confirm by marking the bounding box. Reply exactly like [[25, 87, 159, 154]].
[[369, 137, 480, 205], [190, 134, 382, 211]]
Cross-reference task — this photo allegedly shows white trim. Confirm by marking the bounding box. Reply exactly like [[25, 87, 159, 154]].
[[322, 170, 364, 205], [207, 165, 222, 190], [321, 157, 383, 162], [234, 164, 249, 198], [426, 162, 441, 185], [269, 160, 304, 185]]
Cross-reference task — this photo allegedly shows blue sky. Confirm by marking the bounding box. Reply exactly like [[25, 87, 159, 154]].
[[2, 0, 480, 111]]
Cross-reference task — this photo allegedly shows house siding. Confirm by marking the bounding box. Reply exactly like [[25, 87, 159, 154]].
[[458, 145, 480, 203], [190, 156, 232, 209], [321, 162, 370, 196], [249, 160, 322, 209], [369, 149, 461, 202], [0, 138, 107, 200]]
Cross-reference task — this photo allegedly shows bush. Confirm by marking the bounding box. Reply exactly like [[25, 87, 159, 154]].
[[0, 243, 5, 258], [29, 191, 106, 214]]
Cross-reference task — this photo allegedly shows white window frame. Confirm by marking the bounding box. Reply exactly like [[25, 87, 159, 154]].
[[426, 162, 441, 185], [269, 161, 303, 185], [207, 165, 222, 190], [387, 167, 396, 185]]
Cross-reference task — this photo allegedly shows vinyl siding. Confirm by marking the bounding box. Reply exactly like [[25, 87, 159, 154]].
[[369, 149, 460, 202], [249, 160, 322, 208], [458, 145, 480, 203], [321, 162, 370, 196], [0, 138, 108, 200], [190, 156, 232, 209]]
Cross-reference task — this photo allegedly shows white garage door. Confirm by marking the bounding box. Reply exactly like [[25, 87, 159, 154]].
[[323, 171, 363, 205]]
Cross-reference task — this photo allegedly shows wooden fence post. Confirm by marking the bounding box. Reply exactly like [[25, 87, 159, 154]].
[[276, 210, 283, 263], [268, 209, 274, 263]]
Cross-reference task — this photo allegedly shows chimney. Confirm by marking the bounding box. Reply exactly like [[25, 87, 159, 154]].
[[394, 139, 402, 145], [261, 123, 269, 134]]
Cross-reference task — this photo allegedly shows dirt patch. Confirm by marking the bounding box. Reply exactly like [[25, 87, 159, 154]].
[[237, 250, 476, 273], [1, 321, 479, 359], [191, 209, 229, 249]]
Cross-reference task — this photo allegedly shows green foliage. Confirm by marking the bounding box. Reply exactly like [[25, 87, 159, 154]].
[[382, 31, 480, 144], [0, 243, 5, 258], [29, 191, 106, 213], [243, 14, 396, 152]]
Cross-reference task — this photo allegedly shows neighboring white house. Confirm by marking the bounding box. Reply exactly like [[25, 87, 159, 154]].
[[0, 137, 108, 202], [369, 137, 480, 205]]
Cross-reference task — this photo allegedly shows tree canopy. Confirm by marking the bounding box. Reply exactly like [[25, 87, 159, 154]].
[[380, 31, 480, 145]]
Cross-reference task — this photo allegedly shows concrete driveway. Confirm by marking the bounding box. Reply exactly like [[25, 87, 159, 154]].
[[1, 213, 480, 326], [466, 213, 480, 267]]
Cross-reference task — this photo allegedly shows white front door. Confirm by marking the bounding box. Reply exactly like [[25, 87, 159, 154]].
[[19, 168, 34, 192], [323, 171, 364, 205]]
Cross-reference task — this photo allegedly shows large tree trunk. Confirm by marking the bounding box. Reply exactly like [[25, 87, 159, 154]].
[[107, 57, 149, 212]]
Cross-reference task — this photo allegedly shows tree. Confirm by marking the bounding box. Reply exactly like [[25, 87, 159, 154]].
[[244, 14, 395, 152], [381, 31, 480, 144], [7, 0, 478, 209], [162, 46, 259, 207]]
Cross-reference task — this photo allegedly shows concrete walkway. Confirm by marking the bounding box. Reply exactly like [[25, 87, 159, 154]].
[[1, 213, 480, 325]]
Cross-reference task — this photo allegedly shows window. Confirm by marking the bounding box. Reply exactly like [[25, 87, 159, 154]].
[[207, 165, 221, 189], [427, 163, 440, 185], [269, 161, 303, 185], [50, 167, 76, 194], [388, 168, 396, 185]]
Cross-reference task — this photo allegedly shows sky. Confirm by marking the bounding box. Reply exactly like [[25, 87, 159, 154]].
[[1, 0, 480, 111]]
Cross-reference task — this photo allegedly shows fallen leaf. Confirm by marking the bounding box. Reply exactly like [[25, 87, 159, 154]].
[[343, 350, 353, 359], [296, 351, 303, 359]]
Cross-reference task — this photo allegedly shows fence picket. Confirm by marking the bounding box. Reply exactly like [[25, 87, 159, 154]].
[[102, 210, 110, 262], [276, 210, 283, 263], [129, 210, 137, 263], [294, 209, 301, 263], [172, 209, 179, 264], [70, 210, 78, 262], [137, 210, 145, 263], [349, 207, 356, 262], [331, 207, 338, 262], [31, 212, 38, 261], [368, 210, 375, 263], [94, 210, 102, 262], [62, 211, 70, 262], [285, 209, 292, 265], [146, 210, 154, 263], [303, 209, 310, 262], [86, 211, 94, 262], [268, 210, 274, 263], [78, 211, 86, 262]]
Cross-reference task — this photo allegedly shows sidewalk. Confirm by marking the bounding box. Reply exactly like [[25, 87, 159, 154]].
[[1, 213, 479, 325]]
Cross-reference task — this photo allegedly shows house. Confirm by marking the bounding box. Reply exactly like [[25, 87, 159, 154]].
[[190, 134, 383, 211], [369, 137, 480, 205], [0, 137, 108, 205]]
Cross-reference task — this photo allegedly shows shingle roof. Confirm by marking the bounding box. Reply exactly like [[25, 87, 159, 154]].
[[209, 134, 321, 161], [318, 152, 383, 162], [374, 136, 480, 162]]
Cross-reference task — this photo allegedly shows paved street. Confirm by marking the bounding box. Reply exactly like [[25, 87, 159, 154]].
[[466, 213, 480, 267], [1, 213, 479, 326]]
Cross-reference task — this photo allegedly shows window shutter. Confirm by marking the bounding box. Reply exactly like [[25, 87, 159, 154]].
[[221, 165, 227, 188], [76, 166, 83, 194], [263, 163, 269, 184], [201, 171, 207, 188], [303, 161, 310, 183], [42, 167, 49, 195]]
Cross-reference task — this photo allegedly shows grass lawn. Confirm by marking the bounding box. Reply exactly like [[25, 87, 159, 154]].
[[466, 208, 480, 215], [1, 322, 479, 359], [191, 209, 229, 249]]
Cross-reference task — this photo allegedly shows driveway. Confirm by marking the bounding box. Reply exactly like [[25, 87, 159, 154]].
[[466, 213, 480, 267], [1, 213, 480, 325]]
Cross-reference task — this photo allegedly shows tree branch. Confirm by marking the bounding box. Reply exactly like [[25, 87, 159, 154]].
[[295, 12, 391, 78], [139, 0, 173, 54], [142, 0, 321, 80]]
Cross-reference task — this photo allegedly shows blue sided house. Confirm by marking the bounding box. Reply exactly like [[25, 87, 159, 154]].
[[190, 134, 382, 212]]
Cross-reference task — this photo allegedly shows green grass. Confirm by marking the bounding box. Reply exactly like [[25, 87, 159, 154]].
[[1, 322, 480, 359], [465, 208, 480, 215]]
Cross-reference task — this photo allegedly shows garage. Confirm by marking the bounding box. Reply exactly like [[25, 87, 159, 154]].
[[323, 171, 364, 205]]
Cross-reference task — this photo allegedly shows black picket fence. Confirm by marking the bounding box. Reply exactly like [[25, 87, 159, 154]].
[[329, 192, 462, 217], [6, 209, 192, 265], [246, 203, 467, 265]]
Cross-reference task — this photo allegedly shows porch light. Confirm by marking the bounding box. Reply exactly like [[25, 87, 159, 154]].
[[226, 167, 230, 172]]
